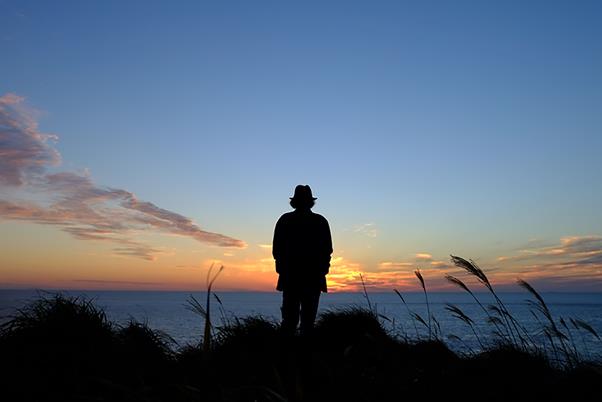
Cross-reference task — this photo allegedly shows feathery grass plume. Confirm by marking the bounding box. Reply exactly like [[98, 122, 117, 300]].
[[394, 289, 419, 338], [445, 274, 504, 337], [414, 269, 432, 340], [450, 255, 491, 290], [517, 279, 577, 367], [517, 280, 555, 325], [518, 280, 548, 316], [572, 318, 600, 340], [393, 289, 405, 304], [488, 304, 503, 316], [445, 304, 473, 325], [570, 318, 598, 358], [522, 289, 559, 342], [448, 273, 532, 348], [445, 274, 471, 293], [447, 334, 472, 354], [445, 303, 484, 349], [414, 268, 425, 289], [451, 255, 521, 347], [519, 279, 569, 352], [412, 312, 428, 330]]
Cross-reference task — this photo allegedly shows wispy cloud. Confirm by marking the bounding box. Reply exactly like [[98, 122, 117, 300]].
[[0, 93, 245, 260], [379, 252, 450, 272], [352, 223, 377, 238], [378, 261, 415, 271], [495, 236, 602, 289], [498, 236, 602, 263]]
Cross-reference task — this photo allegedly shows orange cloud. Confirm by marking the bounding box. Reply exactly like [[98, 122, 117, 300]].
[[476, 236, 602, 290], [498, 236, 602, 262]]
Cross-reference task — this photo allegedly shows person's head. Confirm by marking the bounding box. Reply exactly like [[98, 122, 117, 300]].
[[289, 184, 317, 210]]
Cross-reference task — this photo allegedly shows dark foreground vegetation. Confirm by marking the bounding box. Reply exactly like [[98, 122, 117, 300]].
[[1, 293, 601, 402], [1, 257, 601, 401]]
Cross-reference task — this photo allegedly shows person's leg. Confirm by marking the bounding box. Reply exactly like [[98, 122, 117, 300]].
[[281, 289, 301, 336], [299, 289, 321, 337]]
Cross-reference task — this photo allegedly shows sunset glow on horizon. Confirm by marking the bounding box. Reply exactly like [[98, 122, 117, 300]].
[[1, 1, 601, 292]]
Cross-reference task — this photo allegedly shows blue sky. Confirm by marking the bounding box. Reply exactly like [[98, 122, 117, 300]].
[[1, 0, 601, 290]]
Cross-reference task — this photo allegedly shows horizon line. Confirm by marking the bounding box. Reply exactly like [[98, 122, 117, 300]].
[[2, 287, 601, 294]]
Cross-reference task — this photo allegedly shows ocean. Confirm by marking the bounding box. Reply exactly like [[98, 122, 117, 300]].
[[1, 289, 601, 359]]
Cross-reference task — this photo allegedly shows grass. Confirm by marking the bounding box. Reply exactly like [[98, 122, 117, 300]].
[[1, 256, 601, 401], [437, 256, 600, 367], [186, 263, 224, 353]]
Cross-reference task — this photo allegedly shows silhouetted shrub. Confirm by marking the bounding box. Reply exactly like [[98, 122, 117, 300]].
[[0, 294, 117, 400], [1, 292, 601, 402], [0, 294, 185, 401], [117, 321, 176, 385], [315, 307, 390, 352]]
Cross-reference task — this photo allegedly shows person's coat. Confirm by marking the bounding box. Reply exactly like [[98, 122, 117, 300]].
[[272, 209, 333, 292]]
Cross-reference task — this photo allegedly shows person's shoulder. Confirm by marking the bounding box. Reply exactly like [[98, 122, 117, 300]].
[[277, 211, 295, 222], [312, 212, 329, 224]]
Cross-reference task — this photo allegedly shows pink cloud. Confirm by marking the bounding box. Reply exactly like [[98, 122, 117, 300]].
[[0, 93, 60, 186], [0, 93, 245, 260]]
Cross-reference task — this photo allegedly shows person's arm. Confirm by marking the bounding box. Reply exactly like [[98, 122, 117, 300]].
[[272, 217, 284, 274], [321, 218, 333, 275]]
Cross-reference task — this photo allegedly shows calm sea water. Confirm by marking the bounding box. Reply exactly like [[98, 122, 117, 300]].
[[1, 290, 601, 359]]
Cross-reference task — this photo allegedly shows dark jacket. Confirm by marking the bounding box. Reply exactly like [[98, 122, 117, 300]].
[[272, 209, 333, 292]]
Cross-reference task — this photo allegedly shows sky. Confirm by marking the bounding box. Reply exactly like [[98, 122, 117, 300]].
[[1, 0, 601, 292]]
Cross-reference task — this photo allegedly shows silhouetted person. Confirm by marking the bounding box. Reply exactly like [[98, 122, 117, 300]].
[[273, 185, 333, 337]]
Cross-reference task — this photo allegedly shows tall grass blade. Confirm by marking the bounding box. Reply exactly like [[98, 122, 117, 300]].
[[393, 289, 419, 338], [415, 269, 432, 339], [573, 318, 600, 340], [360, 274, 373, 313]]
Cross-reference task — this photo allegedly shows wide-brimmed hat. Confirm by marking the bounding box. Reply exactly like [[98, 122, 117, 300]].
[[290, 184, 317, 201]]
